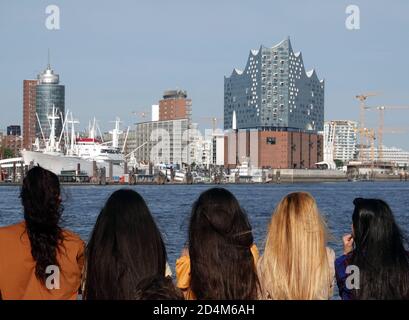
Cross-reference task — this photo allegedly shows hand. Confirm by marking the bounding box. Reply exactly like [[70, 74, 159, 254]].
[[342, 234, 354, 255]]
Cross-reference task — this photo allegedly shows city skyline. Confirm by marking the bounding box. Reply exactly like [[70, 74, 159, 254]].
[[1, 0, 409, 149]]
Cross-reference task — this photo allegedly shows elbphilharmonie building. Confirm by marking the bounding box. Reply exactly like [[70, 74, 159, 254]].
[[224, 38, 324, 132]]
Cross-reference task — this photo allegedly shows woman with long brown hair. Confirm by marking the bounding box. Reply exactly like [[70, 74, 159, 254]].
[[83, 189, 171, 300], [258, 192, 335, 300], [176, 187, 259, 300], [0, 166, 85, 300]]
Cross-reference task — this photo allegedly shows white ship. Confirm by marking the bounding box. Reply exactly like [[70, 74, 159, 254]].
[[21, 106, 127, 178]]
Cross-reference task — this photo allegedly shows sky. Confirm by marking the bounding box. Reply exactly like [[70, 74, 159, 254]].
[[1, 0, 408, 149]]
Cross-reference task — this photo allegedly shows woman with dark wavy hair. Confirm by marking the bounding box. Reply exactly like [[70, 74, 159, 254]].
[[0, 166, 85, 300], [335, 198, 409, 300], [83, 189, 171, 300], [176, 187, 259, 300]]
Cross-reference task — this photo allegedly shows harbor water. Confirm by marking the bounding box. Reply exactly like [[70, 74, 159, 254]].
[[1, 182, 409, 298]]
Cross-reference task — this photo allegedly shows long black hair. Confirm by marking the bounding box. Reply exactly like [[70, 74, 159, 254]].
[[351, 198, 409, 299], [188, 187, 258, 300], [20, 166, 64, 284], [134, 275, 184, 300], [84, 189, 167, 300]]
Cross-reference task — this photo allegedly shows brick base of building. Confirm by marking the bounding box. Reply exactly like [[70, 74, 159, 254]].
[[224, 129, 323, 169]]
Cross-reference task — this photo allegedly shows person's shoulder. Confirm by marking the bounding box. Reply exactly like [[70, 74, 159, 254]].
[[0, 221, 26, 238], [62, 228, 85, 246], [326, 247, 335, 261], [335, 252, 352, 266]]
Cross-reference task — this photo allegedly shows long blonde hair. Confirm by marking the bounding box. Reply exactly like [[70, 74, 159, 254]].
[[258, 192, 332, 300]]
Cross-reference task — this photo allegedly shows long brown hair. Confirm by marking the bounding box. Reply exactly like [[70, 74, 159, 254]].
[[84, 189, 167, 300], [20, 166, 64, 284], [258, 192, 332, 299], [188, 188, 259, 300]]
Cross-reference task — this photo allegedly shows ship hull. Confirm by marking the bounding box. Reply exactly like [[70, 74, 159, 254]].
[[21, 150, 125, 177]]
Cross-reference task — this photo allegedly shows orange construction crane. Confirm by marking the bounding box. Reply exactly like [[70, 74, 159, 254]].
[[355, 92, 379, 160], [372, 105, 409, 161]]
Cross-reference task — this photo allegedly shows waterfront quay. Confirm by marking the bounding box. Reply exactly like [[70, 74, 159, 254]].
[[1, 168, 408, 186]]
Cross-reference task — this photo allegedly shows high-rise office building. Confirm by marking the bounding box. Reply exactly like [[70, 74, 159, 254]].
[[23, 79, 37, 150], [159, 90, 192, 124], [224, 38, 324, 132], [36, 64, 65, 141], [134, 118, 189, 165]]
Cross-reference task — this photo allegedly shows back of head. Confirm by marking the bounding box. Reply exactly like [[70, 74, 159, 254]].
[[351, 198, 409, 299], [84, 189, 167, 300], [259, 192, 330, 299], [134, 275, 184, 300], [188, 187, 258, 300], [20, 166, 63, 284]]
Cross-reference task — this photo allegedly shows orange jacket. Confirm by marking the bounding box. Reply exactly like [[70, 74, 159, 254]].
[[0, 221, 85, 300], [176, 244, 260, 300]]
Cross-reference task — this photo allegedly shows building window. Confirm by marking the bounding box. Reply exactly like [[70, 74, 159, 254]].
[[266, 137, 276, 145]]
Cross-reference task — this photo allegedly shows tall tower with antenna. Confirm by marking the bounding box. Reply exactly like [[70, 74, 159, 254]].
[[35, 50, 65, 142]]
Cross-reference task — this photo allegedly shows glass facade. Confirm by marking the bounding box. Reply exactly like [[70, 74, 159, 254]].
[[224, 38, 324, 133], [35, 65, 65, 140], [36, 84, 65, 139]]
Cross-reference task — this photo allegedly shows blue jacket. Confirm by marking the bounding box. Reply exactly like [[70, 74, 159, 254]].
[[334, 253, 354, 300]]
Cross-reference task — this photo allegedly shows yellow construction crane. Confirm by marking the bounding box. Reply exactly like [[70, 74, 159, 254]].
[[355, 92, 379, 160], [373, 105, 409, 161], [352, 126, 375, 164], [362, 127, 376, 168]]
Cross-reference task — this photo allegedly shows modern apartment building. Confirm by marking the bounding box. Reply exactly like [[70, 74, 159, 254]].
[[324, 120, 358, 163]]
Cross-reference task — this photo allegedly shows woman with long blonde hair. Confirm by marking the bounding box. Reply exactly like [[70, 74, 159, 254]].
[[258, 192, 335, 300]]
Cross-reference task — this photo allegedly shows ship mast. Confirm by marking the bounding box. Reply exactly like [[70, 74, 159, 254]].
[[109, 117, 123, 149], [67, 112, 79, 155], [47, 105, 60, 153]]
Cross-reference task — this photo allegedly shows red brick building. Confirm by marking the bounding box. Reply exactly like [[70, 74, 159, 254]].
[[224, 129, 323, 169], [4, 134, 23, 157], [23, 79, 37, 150], [159, 90, 191, 122]]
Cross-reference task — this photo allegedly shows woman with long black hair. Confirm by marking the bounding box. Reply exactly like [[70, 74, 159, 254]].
[[335, 198, 409, 300], [176, 187, 259, 300], [83, 189, 171, 300], [0, 166, 85, 300]]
